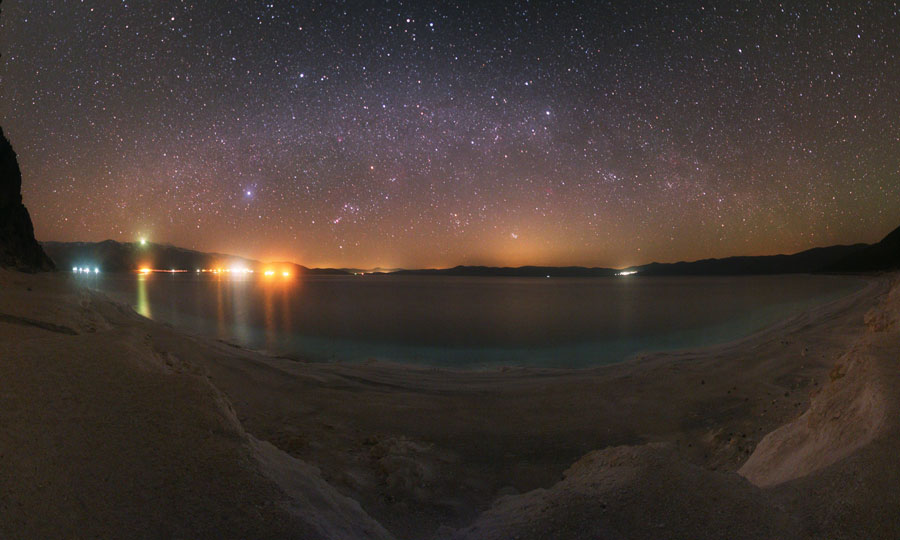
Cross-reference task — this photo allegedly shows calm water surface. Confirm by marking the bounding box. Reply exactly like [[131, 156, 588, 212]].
[[83, 273, 864, 368]]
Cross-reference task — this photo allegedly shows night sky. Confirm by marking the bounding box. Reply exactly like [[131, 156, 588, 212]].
[[2, 1, 898, 269]]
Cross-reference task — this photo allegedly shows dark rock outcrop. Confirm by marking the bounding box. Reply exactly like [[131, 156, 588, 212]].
[[0, 127, 55, 271]]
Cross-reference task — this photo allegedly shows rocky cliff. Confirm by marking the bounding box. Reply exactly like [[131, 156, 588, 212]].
[[0, 127, 55, 271]]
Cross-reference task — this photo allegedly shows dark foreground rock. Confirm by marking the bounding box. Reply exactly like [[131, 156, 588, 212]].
[[0, 127, 54, 271]]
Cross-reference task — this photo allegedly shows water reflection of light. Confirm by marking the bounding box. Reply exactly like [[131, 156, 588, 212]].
[[136, 273, 151, 318], [258, 269, 299, 351], [215, 271, 227, 338], [263, 281, 276, 351], [230, 272, 252, 345], [280, 279, 292, 336]]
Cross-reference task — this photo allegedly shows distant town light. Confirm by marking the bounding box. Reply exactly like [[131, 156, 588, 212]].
[[94, 268, 99, 274], [72, 267, 77, 272], [139, 238, 147, 246], [282, 271, 290, 277]]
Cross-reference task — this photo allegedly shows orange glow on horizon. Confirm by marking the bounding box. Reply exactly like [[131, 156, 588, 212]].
[[137, 268, 189, 274]]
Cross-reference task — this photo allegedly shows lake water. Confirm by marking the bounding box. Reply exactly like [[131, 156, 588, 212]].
[[83, 273, 864, 368]]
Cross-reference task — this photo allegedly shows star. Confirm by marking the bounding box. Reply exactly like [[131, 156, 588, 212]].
[[2, 1, 897, 269]]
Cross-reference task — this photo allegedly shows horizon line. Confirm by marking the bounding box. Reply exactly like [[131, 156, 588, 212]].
[[39, 237, 874, 273]]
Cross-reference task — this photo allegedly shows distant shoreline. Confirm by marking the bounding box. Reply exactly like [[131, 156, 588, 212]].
[[41, 236, 892, 277]]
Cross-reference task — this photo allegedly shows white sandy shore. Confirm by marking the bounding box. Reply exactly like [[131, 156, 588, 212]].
[[1, 269, 898, 539]]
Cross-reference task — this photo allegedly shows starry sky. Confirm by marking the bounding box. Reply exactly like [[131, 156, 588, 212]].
[[1, 1, 898, 269]]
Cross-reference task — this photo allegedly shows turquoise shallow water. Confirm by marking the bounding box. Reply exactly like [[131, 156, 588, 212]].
[[85, 273, 865, 368]]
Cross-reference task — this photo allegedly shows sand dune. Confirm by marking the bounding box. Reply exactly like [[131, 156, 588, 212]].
[[1, 269, 898, 538], [0, 270, 391, 539]]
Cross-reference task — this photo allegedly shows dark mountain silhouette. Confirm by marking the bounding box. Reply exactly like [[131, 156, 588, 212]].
[[41, 240, 348, 276], [340, 267, 405, 274], [393, 265, 618, 277], [826, 224, 900, 272], [388, 243, 872, 277], [628, 244, 867, 276], [40, 228, 898, 279], [0, 127, 54, 271]]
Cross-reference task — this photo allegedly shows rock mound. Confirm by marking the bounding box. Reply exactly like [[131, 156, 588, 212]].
[[450, 444, 799, 539], [737, 345, 886, 487]]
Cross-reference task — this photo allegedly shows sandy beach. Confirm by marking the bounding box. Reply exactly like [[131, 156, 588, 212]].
[[1, 269, 898, 539]]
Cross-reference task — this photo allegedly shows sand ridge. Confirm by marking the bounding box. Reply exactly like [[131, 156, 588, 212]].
[[0, 270, 392, 539]]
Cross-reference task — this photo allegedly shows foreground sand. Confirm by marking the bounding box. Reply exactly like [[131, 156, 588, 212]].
[[1, 269, 898, 538]]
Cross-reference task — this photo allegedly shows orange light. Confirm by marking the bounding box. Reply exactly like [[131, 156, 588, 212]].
[[264, 270, 275, 276], [282, 271, 290, 277], [139, 268, 152, 274]]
